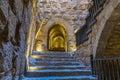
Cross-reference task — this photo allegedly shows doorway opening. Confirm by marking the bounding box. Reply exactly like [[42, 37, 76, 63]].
[[48, 24, 67, 52]]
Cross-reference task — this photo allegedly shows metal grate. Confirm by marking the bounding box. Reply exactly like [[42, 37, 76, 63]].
[[91, 57, 120, 80]]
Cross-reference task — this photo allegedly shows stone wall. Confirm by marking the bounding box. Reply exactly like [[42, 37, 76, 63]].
[[75, 0, 120, 65], [0, 0, 32, 80], [92, 0, 120, 58], [30, 0, 92, 53], [96, 3, 120, 58], [37, 0, 92, 31]]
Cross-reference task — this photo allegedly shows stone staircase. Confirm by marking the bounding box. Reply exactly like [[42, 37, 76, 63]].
[[22, 52, 97, 80]]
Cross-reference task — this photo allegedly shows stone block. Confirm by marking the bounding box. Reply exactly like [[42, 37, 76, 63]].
[[63, 14, 71, 20], [55, 14, 62, 17]]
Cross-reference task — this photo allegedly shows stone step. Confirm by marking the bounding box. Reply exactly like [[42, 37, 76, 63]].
[[32, 51, 73, 56], [31, 55, 74, 58], [29, 60, 80, 64], [31, 54, 72, 57], [29, 61, 81, 66], [24, 52, 95, 80], [30, 57, 77, 62], [22, 75, 97, 80], [25, 70, 91, 77], [28, 66, 87, 71]]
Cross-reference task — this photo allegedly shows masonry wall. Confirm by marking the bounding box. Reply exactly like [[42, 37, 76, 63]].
[[75, 0, 120, 65], [32, 0, 92, 52], [36, 0, 92, 30], [0, 0, 32, 79]]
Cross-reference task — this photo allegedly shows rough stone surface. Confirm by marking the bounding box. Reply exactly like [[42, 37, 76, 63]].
[[75, 0, 120, 65], [37, 0, 92, 31], [29, 0, 92, 54], [0, 0, 32, 79], [91, 0, 120, 58], [96, 3, 120, 58], [1, 0, 119, 79], [0, 0, 93, 79]]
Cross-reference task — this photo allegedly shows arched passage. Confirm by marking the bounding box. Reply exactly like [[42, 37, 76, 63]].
[[34, 18, 76, 52], [96, 3, 120, 58], [48, 24, 67, 51]]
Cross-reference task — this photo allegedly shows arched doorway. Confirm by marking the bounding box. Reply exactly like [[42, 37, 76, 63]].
[[48, 24, 67, 51], [34, 18, 76, 52]]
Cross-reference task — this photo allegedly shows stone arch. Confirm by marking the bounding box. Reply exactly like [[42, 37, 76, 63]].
[[48, 23, 68, 51], [34, 17, 76, 52], [95, 3, 120, 58]]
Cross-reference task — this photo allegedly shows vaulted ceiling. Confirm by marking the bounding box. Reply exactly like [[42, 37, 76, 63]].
[[96, 3, 120, 58]]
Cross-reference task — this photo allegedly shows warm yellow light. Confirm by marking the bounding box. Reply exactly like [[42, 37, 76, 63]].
[[35, 44, 44, 52], [31, 55, 42, 59], [70, 43, 77, 52], [36, 47, 43, 52], [71, 48, 77, 52], [73, 48, 77, 51], [48, 24, 67, 51], [35, 19, 48, 39], [28, 67, 39, 71]]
